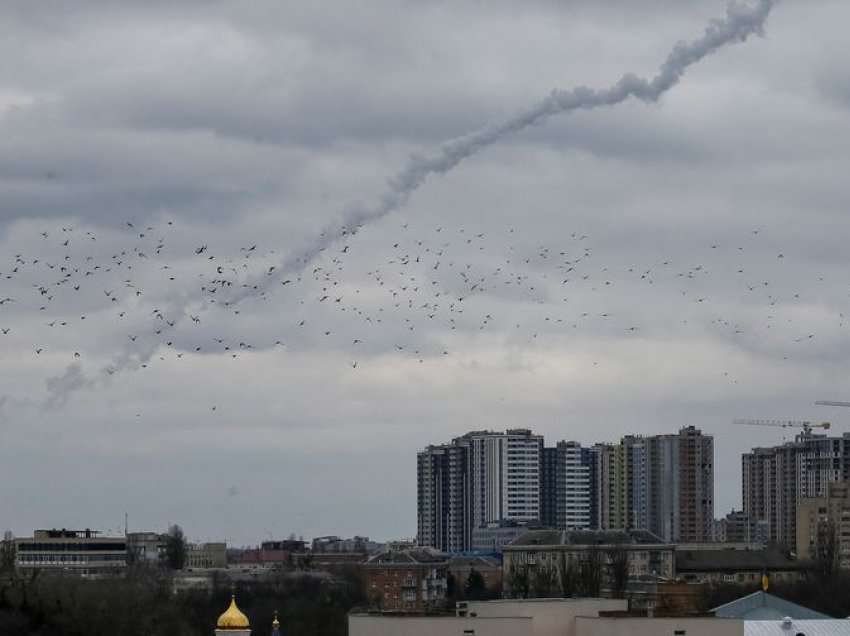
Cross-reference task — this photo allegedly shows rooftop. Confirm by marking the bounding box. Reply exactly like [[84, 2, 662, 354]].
[[676, 549, 803, 572], [713, 590, 831, 620], [365, 548, 448, 565], [507, 528, 668, 547], [744, 619, 850, 636]]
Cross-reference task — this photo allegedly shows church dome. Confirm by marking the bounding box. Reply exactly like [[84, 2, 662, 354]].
[[217, 595, 250, 630]]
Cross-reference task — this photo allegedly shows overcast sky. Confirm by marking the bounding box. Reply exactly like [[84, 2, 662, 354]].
[[1, 0, 849, 546]]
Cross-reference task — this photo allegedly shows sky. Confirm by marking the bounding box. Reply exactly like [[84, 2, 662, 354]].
[[1, 0, 850, 546]]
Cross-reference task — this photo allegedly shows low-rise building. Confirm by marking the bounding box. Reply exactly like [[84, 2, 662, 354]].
[[576, 616, 742, 636], [797, 480, 850, 569], [350, 614, 531, 636], [674, 548, 805, 585], [472, 520, 545, 554], [15, 529, 126, 577], [361, 548, 448, 611], [350, 596, 848, 636], [350, 598, 629, 636], [502, 529, 675, 597], [126, 531, 165, 565], [186, 542, 227, 569], [237, 539, 308, 568], [446, 555, 502, 595], [312, 535, 382, 553]]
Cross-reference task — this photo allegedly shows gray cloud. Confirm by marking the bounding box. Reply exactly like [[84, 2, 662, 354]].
[[2, 0, 850, 544]]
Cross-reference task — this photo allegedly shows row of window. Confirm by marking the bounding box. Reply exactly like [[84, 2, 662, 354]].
[[18, 554, 126, 564], [17, 542, 126, 552]]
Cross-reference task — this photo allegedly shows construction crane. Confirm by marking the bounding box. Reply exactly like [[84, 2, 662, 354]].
[[815, 401, 850, 408], [733, 418, 831, 436]]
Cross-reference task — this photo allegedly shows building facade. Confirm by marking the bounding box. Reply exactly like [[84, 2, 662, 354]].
[[796, 480, 850, 569], [467, 429, 544, 527], [419, 426, 714, 552], [542, 441, 592, 531], [743, 432, 850, 549], [361, 548, 448, 611], [472, 520, 544, 554], [592, 427, 714, 542], [645, 427, 714, 543], [417, 442, 471, 552], [417, 429, 543, 552], [186, 542, 227, 569], [126, 531, 165, 564], [713, 510, 768, 544], [502, 529, 675, 597], [674, 548, 805, 585], [15, 529, 126, 577]]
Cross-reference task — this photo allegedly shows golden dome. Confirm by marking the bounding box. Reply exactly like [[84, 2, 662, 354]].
[[217, 595, 250, 630]]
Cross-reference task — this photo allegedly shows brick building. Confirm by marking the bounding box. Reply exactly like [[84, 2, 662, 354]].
[[361, 548, 448, 611]]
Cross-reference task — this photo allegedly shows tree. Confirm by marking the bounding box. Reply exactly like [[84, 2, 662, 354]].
[[531, 564, 558, 598], [814, 519, 838, 581], [445, 572, 460, 604], [464, 569, 487, 600], [576, 548, 602, 597], [506, 563, 531, 599], [163, 524, 187, 571], [606, 547, 630, 599], [0, 531, 15, 574], [558, 552, 576, 598]]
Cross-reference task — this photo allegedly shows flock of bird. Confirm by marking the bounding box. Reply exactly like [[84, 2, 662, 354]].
[[0, 213, 844, 410]]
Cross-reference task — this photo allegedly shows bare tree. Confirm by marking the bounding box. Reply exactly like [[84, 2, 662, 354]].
[[815, 519, 838, 581], [576, 548, 602, 598], [531, 563, 558, 598], [0, 531, 15, 574], [558, 552, 576, 598], [506, 563, 531, 599], [606, 546, 630, 599]]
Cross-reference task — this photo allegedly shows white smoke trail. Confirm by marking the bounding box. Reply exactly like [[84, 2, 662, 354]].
[[231, 0, 776, 301], [46, 0, 776, 403]]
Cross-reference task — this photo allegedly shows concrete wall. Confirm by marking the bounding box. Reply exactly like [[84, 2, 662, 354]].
[[465, 598, 628, 636], [576, 617, 743, 636], [349, 615, 532, 636]]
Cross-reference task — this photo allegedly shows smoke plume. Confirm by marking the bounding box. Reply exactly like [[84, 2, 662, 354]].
[[227, 0, 775, 302], [45, 0, 776, 404]]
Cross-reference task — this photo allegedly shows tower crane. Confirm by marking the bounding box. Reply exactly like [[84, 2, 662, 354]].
[[733, 418, 831, 436]]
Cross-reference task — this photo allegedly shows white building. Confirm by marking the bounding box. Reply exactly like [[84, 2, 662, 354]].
[[350, 597, 850, 636], [468, 429, 544, 527]]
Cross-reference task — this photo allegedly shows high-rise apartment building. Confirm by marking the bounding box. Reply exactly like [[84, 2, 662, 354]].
[[417, 443, 471, 553], [417, 429, 543, 552], [418, 426, 714, 552], [541, 441, 592, 530], [645, 426, 714, 543], [592, 427, 713, 542], [712, 509, 768, 544], [743, 433, 850, 549], [467, 429, 543, 527], [596, 442, 626, 531]]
